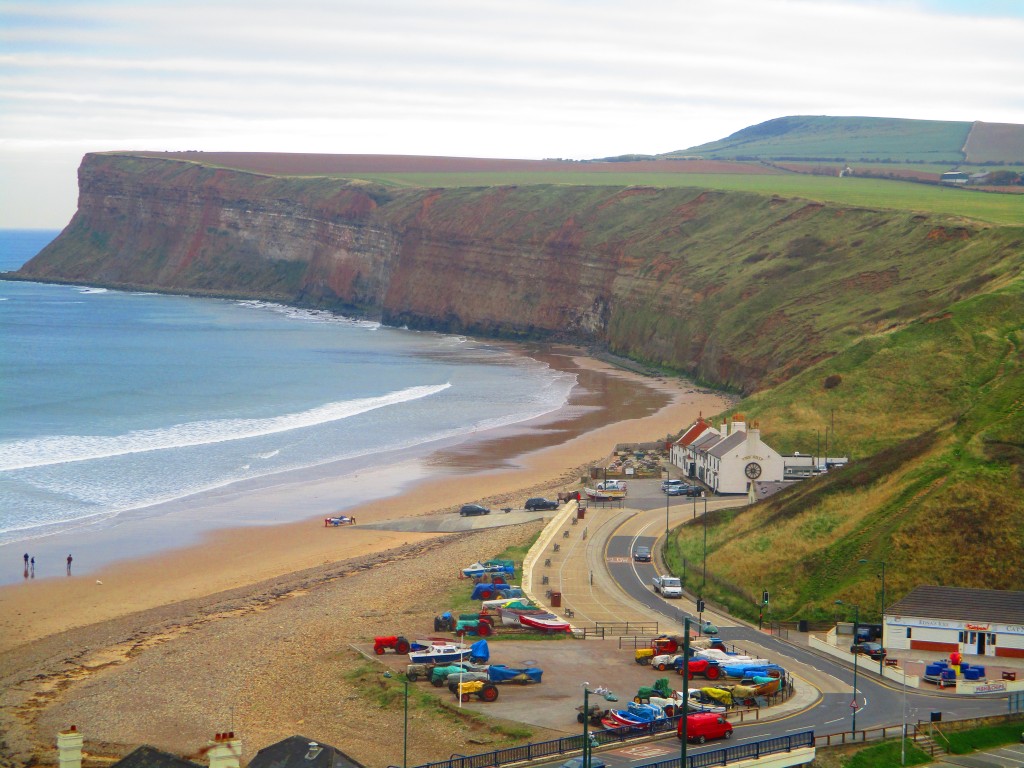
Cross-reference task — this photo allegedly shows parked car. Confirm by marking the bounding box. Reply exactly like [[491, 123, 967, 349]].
[[633, 545, 652, 562], [560, 758, 606, 768], [662, 479, 685, 491], [459, 504, 490, 517], [664, 485, 691, 496], [850, 641, 887, 660], [524, 497, 559, 511], [678, 712, 733, 744]]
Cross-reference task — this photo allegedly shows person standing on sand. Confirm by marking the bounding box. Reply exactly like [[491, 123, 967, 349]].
[[30, 557, 35, 578], [23, 553, 29, 568], [67, 554, 73, 575]]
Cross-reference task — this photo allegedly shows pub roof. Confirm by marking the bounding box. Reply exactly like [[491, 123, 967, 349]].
[[886, 585, 1024, 625], [708, 431, 747, 458]]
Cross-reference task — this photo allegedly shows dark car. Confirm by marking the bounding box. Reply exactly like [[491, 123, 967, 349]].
[[665, 485, 693, 496], [524, 497, 559, 511], [633, 545, 652, 562], [459, 504, 490, 517], [560, 758, 606, 768], [850, 641, 887, 660]]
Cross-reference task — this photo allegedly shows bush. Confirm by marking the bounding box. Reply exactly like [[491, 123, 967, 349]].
[[823, 374, 843, 390]]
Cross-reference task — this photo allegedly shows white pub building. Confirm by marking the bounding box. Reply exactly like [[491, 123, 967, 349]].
[[670, 416, 785, 494]]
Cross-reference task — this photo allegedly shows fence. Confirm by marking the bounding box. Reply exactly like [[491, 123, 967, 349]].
[[582, 621, 659, 639], [407, 727, 814, 768], [1011, 691, 1024, 714]]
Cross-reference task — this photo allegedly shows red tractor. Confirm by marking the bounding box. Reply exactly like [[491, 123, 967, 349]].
[[678, 657, 722, 680], [651, 635, 684, 654], [373, 635, 412, 655]]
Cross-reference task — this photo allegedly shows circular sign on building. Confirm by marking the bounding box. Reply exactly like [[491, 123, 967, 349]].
[[744, 462, 762, 479]]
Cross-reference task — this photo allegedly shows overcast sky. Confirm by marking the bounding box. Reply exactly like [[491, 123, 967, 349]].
[[2, 0, 1023, 228]]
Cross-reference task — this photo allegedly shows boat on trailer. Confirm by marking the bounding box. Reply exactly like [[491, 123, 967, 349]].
[[585, 479, 627, 500]]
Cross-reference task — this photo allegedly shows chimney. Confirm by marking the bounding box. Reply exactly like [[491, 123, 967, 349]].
[[207, 732, 242, 768], [57, 725, 83, 768]]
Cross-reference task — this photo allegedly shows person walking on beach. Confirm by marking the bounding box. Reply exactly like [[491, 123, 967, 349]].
[[23, 553, 29, 568], [30, 557, 35, 578], [67, 554, 73, 575]]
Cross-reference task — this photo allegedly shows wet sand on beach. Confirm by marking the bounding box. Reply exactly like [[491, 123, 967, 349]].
[[0, 349, 733, 766]]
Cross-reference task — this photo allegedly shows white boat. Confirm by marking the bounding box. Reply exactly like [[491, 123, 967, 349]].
[[407, 641, 472, 665], [518, 612, 572, 633], [585, 480, 627, 500]]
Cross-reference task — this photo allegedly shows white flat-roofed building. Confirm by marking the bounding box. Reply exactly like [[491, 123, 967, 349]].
[[885, 585, 1024, 659]]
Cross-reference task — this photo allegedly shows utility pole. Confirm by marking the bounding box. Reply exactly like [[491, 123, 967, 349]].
[[680, 616, 692, 767]]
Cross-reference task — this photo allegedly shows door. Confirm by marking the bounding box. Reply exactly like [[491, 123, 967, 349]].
[[977, 632, 986, 655]]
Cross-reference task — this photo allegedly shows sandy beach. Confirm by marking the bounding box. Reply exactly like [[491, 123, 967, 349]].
[[0, 347, 732, 766]]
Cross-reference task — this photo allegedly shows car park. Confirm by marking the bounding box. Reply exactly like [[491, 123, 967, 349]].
[[524, 497, 559, 511], [633, 545, 652, 562], [459, 504, 490, 517], [850, 641, 887, 660]]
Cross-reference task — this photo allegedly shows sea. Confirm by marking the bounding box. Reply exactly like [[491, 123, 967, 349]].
[[0, 229, 576, 578]]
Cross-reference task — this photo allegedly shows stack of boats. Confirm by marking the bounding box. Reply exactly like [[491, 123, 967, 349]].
[[585, 479, 627, 500]]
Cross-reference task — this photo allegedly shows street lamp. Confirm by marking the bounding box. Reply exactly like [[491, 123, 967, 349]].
[[701, 500, 708, 594], [680, 616, 693, 768], [835, 600, 860, 736], [859, 558, 887, 675], [581, 683, 600, 768], [383, 671, 410, 768]]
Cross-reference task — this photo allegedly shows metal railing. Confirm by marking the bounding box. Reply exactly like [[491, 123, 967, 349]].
[[581, 621, 659, 639], [408, 727, 814, 768]]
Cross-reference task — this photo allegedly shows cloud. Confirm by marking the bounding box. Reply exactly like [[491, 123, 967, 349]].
[[1, 0, 1023, 226]]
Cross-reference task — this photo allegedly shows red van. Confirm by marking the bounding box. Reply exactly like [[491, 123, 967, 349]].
[[678, 712, 733, 743]]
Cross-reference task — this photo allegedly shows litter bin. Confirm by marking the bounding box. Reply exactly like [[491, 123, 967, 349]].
[[930, 712, 942, 722], [550, 591, 562, 608], [798, 620, 809, 632], [577, 508, 586, 520]]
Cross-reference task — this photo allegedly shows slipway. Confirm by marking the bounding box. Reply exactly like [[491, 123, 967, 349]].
[[355, 511, 545, 533]]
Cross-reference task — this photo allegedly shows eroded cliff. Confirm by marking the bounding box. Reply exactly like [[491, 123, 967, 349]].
[[19, 153, 1023, 393]]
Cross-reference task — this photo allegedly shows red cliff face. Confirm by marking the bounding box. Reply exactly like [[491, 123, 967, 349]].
[[19, 153, 1011, 394]]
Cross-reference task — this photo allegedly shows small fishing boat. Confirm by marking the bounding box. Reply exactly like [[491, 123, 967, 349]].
[[585, 479, 627, 500], [606, 702, 667, 729], [517, 612, 572, 633], [461, 560, 515, 578], [407, 641, 472, 665]]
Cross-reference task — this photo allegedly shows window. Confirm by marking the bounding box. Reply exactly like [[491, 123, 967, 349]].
[[906, 628, 912, 639], [958, 631, 965, 642], [989, 633, 997, 645]]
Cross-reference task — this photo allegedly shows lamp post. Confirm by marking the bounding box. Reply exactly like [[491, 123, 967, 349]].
[[858, 558, 887, 675], [665, 467, 671, 538], [581, 683, 599, 768], [701, 500, 708, 594], [680, 616, 692, 768], [383, 671, 410, 768], [835, 600, 860, 735]]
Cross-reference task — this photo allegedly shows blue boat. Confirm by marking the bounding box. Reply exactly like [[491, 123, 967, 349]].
[[407, 641, 472, 665]]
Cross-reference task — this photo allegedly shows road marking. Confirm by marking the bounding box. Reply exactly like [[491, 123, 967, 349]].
[[607, 557, 630, 563], [615, 744, 672, 758], [824, 717, 843, 725]]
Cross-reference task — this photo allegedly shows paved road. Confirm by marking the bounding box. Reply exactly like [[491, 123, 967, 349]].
[[536, 478, 1010, 768]]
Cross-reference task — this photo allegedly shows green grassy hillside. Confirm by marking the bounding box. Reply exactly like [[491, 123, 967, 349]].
[[672, 115, 972, 163], [668, 282, 1024, 623]]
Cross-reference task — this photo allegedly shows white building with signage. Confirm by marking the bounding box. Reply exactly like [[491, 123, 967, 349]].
[[884, 585, 1024, 659], [670, 416, 785, 494]]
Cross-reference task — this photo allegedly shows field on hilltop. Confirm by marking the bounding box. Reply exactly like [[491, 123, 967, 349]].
[[354, 170, 1024, 226], [673, 115, 973, 163]]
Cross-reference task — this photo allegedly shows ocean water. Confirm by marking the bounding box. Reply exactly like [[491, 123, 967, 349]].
[[0, 230, 576, 550]]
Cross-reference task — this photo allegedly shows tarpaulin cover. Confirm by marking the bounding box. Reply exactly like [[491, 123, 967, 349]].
[[488, 664, 542, 683], [470, 639, 490, 662]]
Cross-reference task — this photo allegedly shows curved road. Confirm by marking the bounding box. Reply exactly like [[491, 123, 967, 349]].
[[557, 479, 1008, 767]]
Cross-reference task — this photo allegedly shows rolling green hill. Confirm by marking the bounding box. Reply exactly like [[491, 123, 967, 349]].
[[671, 115, 974, 163]]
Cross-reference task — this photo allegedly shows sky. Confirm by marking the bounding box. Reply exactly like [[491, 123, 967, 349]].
[[2, 0, 1024, 228]]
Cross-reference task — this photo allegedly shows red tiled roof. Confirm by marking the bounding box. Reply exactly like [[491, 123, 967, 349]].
[[676, 420, 710, 446]]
